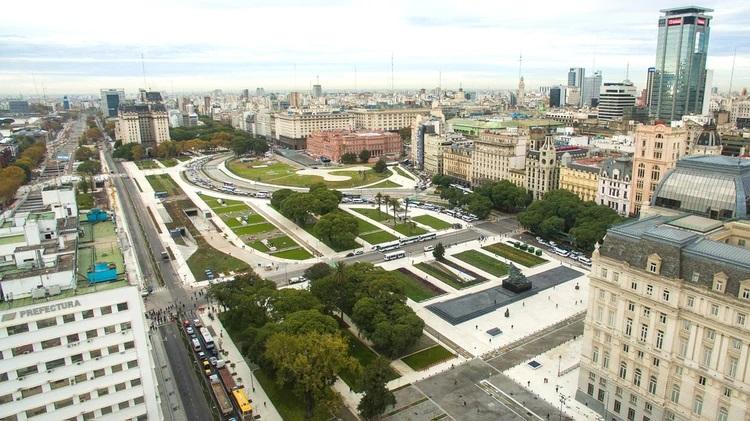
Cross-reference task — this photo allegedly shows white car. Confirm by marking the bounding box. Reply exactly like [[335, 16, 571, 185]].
[[424, 245, 435, 252]]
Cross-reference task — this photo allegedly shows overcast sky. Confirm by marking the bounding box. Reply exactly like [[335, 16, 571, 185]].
[[1, 0, 748, 96]]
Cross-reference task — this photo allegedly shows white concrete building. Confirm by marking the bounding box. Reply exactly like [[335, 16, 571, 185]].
[[352, 107, 430, 131], [115, 104, 171, 150], [273, 110, 354, 149], [597, 157, 633, 216]]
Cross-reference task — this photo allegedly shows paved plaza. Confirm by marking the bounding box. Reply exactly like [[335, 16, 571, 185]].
[[427, 266, 583, 325]]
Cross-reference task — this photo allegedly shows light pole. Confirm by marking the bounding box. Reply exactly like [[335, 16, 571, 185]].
[[559, 394, 567, 421]]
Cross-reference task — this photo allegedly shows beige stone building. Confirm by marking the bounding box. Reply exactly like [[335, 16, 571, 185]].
[[559, 157, 605, 202], [423, 133, 456, 176], [509, 168, 526, 188], [630, 124, 688, 215], [351, 108, 430, 131], [115, 104, 170, 150], [273, 111, 355, 149], [442, 144, 473, 184], [471, 130, 528, 186]]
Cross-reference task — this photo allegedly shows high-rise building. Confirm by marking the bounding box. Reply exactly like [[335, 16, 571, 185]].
[[312, 84, 322, 98], [568, 68, 585, 91], [649, 7, 713, 121], [645, 67, 656, 109], [549, 87, 564, 108], [598, 81, 637, 122], [566, 87, 581, 107], [629, 123, 688, 215], [63, 96, 70, 111], [100, 89, 125, 118], [471, 130, 528, 186], [273, 110, 354, 149], [411, 117, 441, 170], [517, 77, 526, 107], [576, 156, 750, 421], [8, 100, 30, 115], [582, 71, 603, 107], [288, 92, 302, 109], [115, 104, 171, 149]]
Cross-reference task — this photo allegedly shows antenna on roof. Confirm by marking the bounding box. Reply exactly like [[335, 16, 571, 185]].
[[391, 52, 395, 94], [518, 52, 523, 79], [626, 62, 630, 81], [728, 48, 737, 95], [141, 52, 148, 90], [354, 65, 357, 92]]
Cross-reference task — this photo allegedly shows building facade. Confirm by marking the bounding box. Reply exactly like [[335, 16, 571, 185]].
[[99, 90, 124, 118], [115, 104, 171, 149], [273, 111, 355, 149], [569, 67, 585, 91], [649, 7, 713, 121], [731, 100, 750, 129], [559, 157, 605, 202], [582, 71, 603, 108], [471, 130, 528, 186], [597, 157, 633, 217], [577, 212, 750, 421], [525, 137, 559, 201], [351, 108, 430, 131], [423, 134, 459, 176], [305, 130, 401, 162], [442, 144, 473, 185], [599, 82, 637, 122], [630, 124, 688, 215]]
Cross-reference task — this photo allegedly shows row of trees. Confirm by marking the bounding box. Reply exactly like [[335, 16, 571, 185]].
[[75, 146, 101, 175], [209, 273, 395, 419], [518, 189, 623, 251], [272, 184, 361, 249], [341, 149, 372, 164], [0, 140, 46, 207]]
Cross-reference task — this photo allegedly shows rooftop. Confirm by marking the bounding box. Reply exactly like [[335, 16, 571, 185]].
[[0, 279, 129, 311]]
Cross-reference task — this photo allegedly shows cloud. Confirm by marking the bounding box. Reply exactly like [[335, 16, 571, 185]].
[[1, 0, 748, 95]]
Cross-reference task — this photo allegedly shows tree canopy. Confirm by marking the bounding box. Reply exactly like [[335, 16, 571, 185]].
[[518, 189, 623, 250], [358, 357, 396, 420]]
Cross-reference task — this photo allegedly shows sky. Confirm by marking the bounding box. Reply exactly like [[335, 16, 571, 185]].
[[1, 0, 749, 96]]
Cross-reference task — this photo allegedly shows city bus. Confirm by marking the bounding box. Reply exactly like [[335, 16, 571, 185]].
[[383, 250, 406, 261], [376, 241, 401, 252], [419, 233, 437, 241], [399, 236, 420, 245], [199, 327, 215, 350], [232, 388, 253, 420]]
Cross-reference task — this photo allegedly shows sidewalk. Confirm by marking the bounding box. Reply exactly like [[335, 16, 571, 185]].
[[199, 310, 283, 421]]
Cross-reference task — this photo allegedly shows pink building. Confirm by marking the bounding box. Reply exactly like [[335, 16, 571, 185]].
[[306, 130, 402, 162]]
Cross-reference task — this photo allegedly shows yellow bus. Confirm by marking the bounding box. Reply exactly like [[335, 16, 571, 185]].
[[232, 388, 252, 418]]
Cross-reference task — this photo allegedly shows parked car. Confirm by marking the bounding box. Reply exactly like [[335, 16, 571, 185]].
[[186, 326, 194, 335]]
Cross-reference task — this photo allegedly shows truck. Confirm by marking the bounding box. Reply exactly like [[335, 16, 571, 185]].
[[218, 366, 236, 391], [209, 374, 234, 416]]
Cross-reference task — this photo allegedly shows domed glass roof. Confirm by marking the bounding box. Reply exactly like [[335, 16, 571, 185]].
[[652, 155, 750, 220]]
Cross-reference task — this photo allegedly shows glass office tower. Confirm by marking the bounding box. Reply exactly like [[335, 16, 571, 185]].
[[649, 7, 712, 121]]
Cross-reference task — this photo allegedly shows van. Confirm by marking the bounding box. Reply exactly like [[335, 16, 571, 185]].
[[161, 251, 170, 261], [192, 338, 201, 351]]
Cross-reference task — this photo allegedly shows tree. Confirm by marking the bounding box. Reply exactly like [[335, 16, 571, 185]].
[[383, 194, 391, 215], [83, 127, 102, 143], [359, 149, 371, 163], [0, 166, 26, 206], [465, 194, 492, 219], [265, 332, 357, 418], [131, 144, 145, 161], [75, 146, 94, 161], [280, 193, 312, 225], [403, 198, 411, 220], [389, 198, 400, 223], [373, 157, 387, 173], [432, 242, 445, 261], [398, 126, 411, 141], [77, 160, 101, 175], [431, 174, 452, 188], [358, 358, 396, 420], [270, 189, 294, 209], [304, 262, 332, 281], [341, 152, 358, 164], [78, 178, 90, 194], [375, 192, 383, 212], [314, 211, 359, 249]]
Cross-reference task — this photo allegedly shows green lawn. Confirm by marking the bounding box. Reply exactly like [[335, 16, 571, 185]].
[[360, 230, 398, 245], [224, 213, 265, 227], [453, 250, 508, 277], [414, 262, 482, 290], [146, 174, 183, 196], [393, 222, 427, 237], [159, 158, 178, 167], [339, 329, 398, 392], [393, 166, 416, 180], [135, 160, 159, 170], [227, 159, 391, 188], [186, 243, 251, 280], [401, 345, 455, 371], [212, 204, 249, 214], [254, 368, 313, 421], [483, 242, 547, 267], [76, 193, 95, 210], [176, 155, 192, 162], [271, 248, 312, 260], [232, 222, 276, 235], [352, 207, 391, 222], [352, 214, 380, 233], [199, 194, 244, 208], [366, 179, 401, 188], [389, 270, 442, 302], [412, 214, 452, 230]]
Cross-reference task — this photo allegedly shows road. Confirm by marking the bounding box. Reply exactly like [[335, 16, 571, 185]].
[[100, 134, 214, 419]]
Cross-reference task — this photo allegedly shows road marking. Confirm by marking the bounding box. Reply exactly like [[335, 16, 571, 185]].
[[410, 384, 457, 421], [479, 380, 544, 421]]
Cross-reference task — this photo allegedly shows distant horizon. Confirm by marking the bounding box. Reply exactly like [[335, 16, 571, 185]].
[[2, 0, 748, 96]]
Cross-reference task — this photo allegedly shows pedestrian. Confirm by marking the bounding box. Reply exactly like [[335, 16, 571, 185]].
[[263, 401, 266, 407]]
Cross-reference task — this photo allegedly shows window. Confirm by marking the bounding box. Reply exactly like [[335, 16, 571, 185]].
[[97, 387, 109, 397], [44, 358, 64, 371], [711, 304, 719, 316], [63, 313, 75, 323], [25, 406, 47, 418], [718, 407, 729, 421], [115, 382, 126, 391], [723, 387, 732, 398], [131, 378, 142, 387], [21, 385, 43, 398], [643, 307, 651, 317], [728, 357, 738, 378], [702, 347, 713, 367], [625, 318, 633, 336], [108, 345, 119, 354], [6, 323, 29, 335], [593, 347, 599, 363], [670, 385, 680, 403], [85, 329, 98, 339], [715, 280, 724, 292], [659, 312, 667, 324], [54, 398, 74, 409], [732, 338, 742, 350], [101, 406, 112, 415], [648, 376, 657, 394], [82, 309, 94, 319], [614, 400, 621, 413], [691, 272, 700, 282], [637, 350, 644, 360], [644, 401, 652, 414], [706, 329, 716, 340], [17, 365, 38, 377], [742, 288, 750, 300], [603, 352, 610, 369], [698, 375, 706, 386], [627, 407, 636, 421], [41, 337, 61, 350], [66, 333, 79, 343], [119, 401, 130, 410], [117, 302, 128, 311], [682, 320, 691, 331], [12, 344, 33, 356], [615, 386, 622, 397], [50, 378, 69, 390], [124, 341, 135, 350], [640, 324, 649, 342], [36, 317, 57, 329], [100, 306, 112, 315], [662, 290, 670, 301], [90, 349, 102, 359], [678, 339, 688, 357], [120, 322, 131, 331], [134, 396, 145, 405], [83, 412, 95, 420], [104, 325, 115, 334], [79, 392, 91, 402], [631, 281, 638, 290], [623, 344, 629, 353], [112, 364, 123, 373], [652, 357, 660, 367], [633, 368, 642, 387], [687, 296, 695, 307], [646, 284, 653, 295], [601, 268, 608, 278], [693, 396, 703, 415], [628, 301, 635, 312], [598, 389, 605, 402], [75, 373, 87, 383], [656, 330, 664, 349], [619, 362, 628, 379], [127, 360, 138, 369], [649, 262, 657, 273], [71, 353, 83, 364], [738, 313, 746, 326], [93, 369, 105, 378]]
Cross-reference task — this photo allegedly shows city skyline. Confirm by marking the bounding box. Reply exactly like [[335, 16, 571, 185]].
[[1, 0, 749, 95]]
